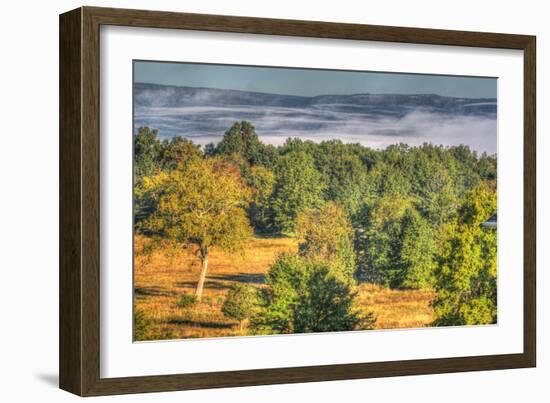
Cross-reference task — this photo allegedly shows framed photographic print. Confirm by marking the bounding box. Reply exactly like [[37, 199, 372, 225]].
[[59, 6, 536, 396]]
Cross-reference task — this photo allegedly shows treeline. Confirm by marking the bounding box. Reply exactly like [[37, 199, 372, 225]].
[[134, 121, 497, 329]]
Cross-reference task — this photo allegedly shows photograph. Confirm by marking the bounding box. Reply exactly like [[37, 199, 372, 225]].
[[132, 60, 498, 341]]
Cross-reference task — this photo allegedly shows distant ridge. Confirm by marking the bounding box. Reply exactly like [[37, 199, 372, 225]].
[[134, 82, 497, 116]]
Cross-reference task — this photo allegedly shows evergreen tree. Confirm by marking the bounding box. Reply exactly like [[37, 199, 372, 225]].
[[134, 126, 161, 180], [160, 135, 202, 170], [355, 197, 436, 289], [215, 121, 278, 167], [252, 255, 374, 334], [271, 151, 325, 233], [312, 140, 369, 216]]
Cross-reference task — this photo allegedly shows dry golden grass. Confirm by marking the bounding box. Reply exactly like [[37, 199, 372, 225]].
[[134, 235, 435, 340], [356, 283, 435, 330], [134, 235, 298, 340]]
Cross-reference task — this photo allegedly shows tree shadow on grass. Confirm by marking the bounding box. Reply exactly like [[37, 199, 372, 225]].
[[168, 319, 234, 329], [175, 281, 228, 290], [210, 273, 265, 285], [175, 273, 265, 292], [135, 286, 177, 298]]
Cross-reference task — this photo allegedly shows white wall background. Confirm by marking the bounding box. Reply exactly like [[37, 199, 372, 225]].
[[0, 0, 546, 401]]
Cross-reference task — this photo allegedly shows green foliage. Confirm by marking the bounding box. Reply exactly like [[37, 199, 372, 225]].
[[396, 208, 437, 288], [312, 140, 369, 215], [365, 161, 413, 203], [271, 151, 326, 233], [432, 183, 497, 326], [177, 294, 198, 309], [355, 198, 436, 289], [134, 122, 499, 330], [296, 202, 356, 282], [252, 255, 374, 334], [160, 136, 202, 170], [353, 142, 496, 292], [134, 130, 203, 224], [221, 284, 260, 329], [202, 296, 214, 306], [214, 121, 278, 167], [138, 157, 252, 253], [405, 148, 459, 226], [134, 127, 162, 180], [246, 165, 276, 232], [292, 268, 369, 333], [476, 153, 497, 181], [252, 254, 307, 334], [136, 157, 253, 299]]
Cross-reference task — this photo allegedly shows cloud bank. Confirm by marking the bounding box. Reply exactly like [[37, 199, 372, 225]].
[[134, 85, 497, 154]]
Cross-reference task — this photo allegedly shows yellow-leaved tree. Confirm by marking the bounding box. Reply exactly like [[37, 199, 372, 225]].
[[138, 157, 253, 301]]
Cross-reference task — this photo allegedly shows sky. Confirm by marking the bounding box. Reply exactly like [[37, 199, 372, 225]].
[[134, 61, 497, 99]]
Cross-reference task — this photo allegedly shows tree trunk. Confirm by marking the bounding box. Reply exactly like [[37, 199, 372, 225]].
[[195, 253, 208, 302]]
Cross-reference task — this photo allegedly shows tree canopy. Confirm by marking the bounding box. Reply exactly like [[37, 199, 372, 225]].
[[432, 183, 497, 326], [296, 202, 356, 282], [137, 157, 253, 300], [134, 121, 498, 327], [271, 150, 326, 233]]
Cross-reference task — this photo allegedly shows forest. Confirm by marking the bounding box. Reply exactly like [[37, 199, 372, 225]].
[[133, 120, 497, 340]]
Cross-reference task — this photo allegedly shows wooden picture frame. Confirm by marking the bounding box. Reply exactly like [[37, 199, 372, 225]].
[[59, 6, 536, 396]]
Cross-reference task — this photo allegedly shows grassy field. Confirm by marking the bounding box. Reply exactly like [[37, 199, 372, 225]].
[[134, 235, 435, 340]]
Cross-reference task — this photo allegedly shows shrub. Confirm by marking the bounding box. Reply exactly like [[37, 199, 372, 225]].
[[202, 296, 213, 306], [293, 267, 369, 333], [221, 284, 260, 331], [252, 254, 374, 334], [177, 294, 197, 309]]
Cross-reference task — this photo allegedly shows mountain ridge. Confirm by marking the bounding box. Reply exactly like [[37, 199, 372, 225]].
[[134, 82, 497, 116]]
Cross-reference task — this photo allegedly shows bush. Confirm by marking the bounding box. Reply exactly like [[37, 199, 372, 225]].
[[293, 268, 366, 333], [252, 254, 374, 334], [177, 294, 197, 309], [221, 284, 260, 331], [202, 296, 213, 306]]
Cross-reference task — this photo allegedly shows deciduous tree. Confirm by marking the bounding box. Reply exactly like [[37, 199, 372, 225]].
[[296, 202, 356, 282], [138, 158, 253, 301], [246, 165, 276, 232], [432, 183, 497, 325]]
